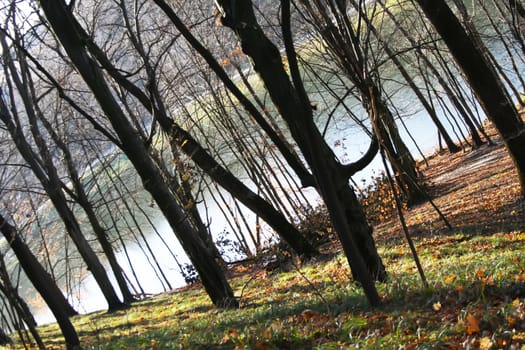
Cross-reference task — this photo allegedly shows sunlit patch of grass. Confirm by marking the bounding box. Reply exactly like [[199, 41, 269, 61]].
[[10, 231, 523, 349]]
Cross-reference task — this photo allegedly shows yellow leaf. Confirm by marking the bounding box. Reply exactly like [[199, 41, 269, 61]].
[[221, 328, 239, 343], [507, 315, 517, 326], [479, 336, 492, 350], [433, 301, 442, 311], [456, 285, 465, 292], [515, 271, 525, 282], [444, 274, 457, 284], [466, 314, 480, 334]]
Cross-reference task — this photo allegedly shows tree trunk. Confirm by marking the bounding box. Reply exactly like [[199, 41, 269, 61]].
[[0, 256, 46, 349], [216, 0, 384, 305], [27, 85, 137, 305], [0, 214, 80, 349], [0, 327, 11, 346], [377, 0, 487, 148], [367, 86, 425, 204], [167, 128, 319, 258], [38, 0, 238, 308], [0, 96, 126, 312], [415, 0, 525, 197], [300, 0, 424, 204], [388, 55, 461, 153]]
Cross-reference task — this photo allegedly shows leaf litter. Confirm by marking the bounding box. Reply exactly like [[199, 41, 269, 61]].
[[25, 129, 525, 349]]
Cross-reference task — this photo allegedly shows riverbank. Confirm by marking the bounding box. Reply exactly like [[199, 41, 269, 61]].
[[19, 129, 525, 349]]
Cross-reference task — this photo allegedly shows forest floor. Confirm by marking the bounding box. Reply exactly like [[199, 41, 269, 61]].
[[19, 129, 525, 349]]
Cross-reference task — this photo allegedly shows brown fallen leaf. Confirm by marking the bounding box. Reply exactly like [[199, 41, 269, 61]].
[[466, 314, 480, 335]]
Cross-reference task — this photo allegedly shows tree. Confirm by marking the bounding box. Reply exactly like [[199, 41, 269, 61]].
[[414, 0, 525, 197], [297, 0, 425, 204], [0, 252, 44, 349], [38, 0, 238, 308], [164, 0, 385, 305], [0, 29, 127, 311], [0, 213, 80, 349], [78, 0, 318, 258]]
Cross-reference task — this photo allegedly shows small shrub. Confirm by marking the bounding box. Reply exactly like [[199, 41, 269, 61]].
[[180, 263, 199, 284], [358, 173, 405, 225], [294, 204, 334, 245]]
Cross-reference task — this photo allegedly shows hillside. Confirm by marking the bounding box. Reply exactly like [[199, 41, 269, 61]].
[[17, 132, 525, 349]]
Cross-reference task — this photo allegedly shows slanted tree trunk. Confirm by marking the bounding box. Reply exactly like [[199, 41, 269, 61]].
[[116, 0, 225, 264], [0, 255, 45, 349], [71, 11, 318, 258], [509, 0, 525, 19], [8, 38, 137, 304], [0, 218, 77, 317], [298, 0, 424, 204], [0, 327, 11, 346], [214, 0, 384, 305], [414, 0, 525, 197], [352, 4, 461, 153], [377, 0, 486, 148], [0, 93, 127, 312], [367, 85, 424, 204], [38, 110, 137, 304], [0, 214, 80, 349], [38, 0, 238, 308]]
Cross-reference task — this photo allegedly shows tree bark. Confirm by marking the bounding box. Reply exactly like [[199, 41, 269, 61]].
[[415, 0, 525, 197], [0, 214, 80, 349]]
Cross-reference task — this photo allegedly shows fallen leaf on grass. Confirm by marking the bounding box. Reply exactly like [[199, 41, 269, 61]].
[[465, 314, 480, 335], [300, 309, 320, 320], [254, 342, 272, 349], [433, 301, 442, 311], [444, 274, 457, 284], [221, 328, 239, 343], [475, 269, 485, 279], [515, 271, 525, 282], [479, 336, 492, 350]]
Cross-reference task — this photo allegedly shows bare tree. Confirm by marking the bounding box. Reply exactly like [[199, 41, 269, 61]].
[[153, 0, 385, 304], [414, 0, 525, 197], [0, 25, 127, 311], [38, 0, 238, 308], [0, 213, 80, 349]]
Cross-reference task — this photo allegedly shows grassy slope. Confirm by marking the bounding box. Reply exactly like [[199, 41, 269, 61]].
[[17, 133, 525, 349]]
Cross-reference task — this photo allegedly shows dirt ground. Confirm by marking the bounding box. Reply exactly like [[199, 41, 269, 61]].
[[374, 130, 524, 243]]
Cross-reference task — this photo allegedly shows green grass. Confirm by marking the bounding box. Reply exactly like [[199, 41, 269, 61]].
[[20, 230, 525, 349]]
